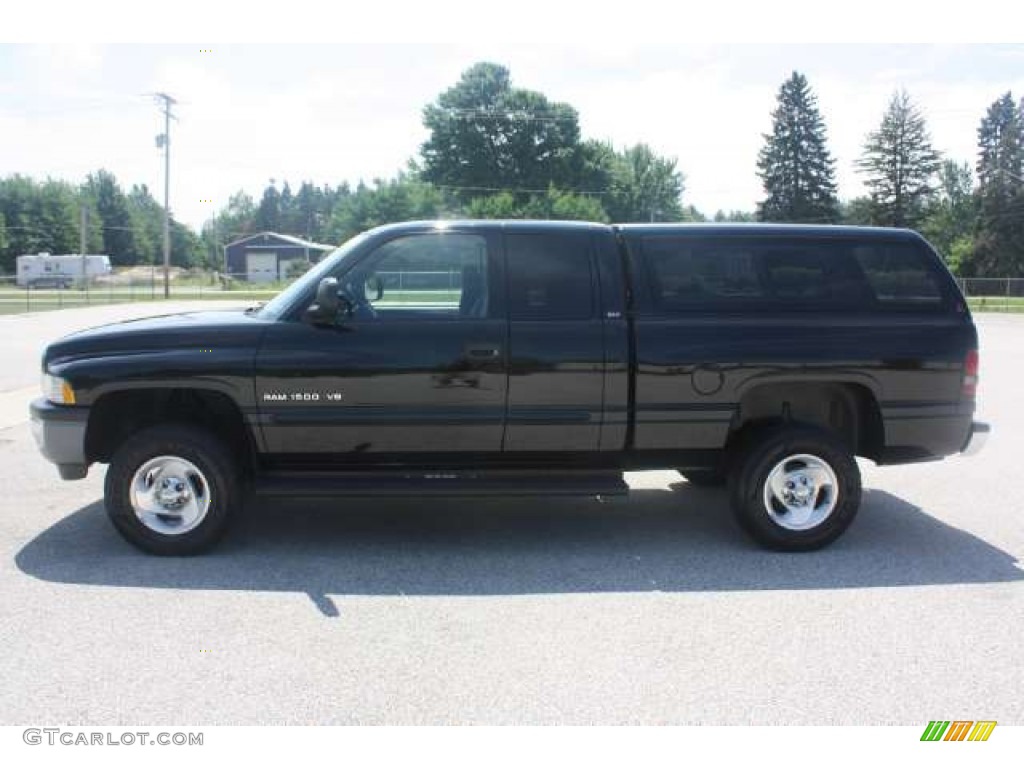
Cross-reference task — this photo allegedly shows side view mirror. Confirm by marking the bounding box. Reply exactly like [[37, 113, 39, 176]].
[[306, 277, 347, 325]]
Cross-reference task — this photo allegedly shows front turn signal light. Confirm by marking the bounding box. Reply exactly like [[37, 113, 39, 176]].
[[42, 373, 76, 405]]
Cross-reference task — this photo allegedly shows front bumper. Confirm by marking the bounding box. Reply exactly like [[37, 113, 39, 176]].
[[961, 421, 990, 457], [29, 397, 90, 479]]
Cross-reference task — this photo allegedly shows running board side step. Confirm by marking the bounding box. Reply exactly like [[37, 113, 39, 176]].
[[253, 470, 629, 498]]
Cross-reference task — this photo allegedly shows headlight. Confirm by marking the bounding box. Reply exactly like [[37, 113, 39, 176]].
[[42, 373, 76, 405]]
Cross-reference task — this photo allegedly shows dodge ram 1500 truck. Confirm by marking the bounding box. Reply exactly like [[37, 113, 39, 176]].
[[30, 221, 989, 554]]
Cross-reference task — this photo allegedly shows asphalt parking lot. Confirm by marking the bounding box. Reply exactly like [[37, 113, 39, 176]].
[[0, 304, 1021, 725]]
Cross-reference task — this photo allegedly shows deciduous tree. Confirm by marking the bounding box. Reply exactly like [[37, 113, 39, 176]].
[[420, 62, 581, 200]]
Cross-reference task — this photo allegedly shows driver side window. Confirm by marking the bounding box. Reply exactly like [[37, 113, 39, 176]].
[[341, 233, 490, 321]]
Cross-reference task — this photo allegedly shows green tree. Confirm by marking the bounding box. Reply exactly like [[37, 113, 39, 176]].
[[197, 220, 220, 272], [523, 186, 608, 221], [0, 175, 42, 270], [605, 143, 685, 222], [0, 175, 97, 267], [919, 160, 976, 268], [0, 173, 210, 274], [568, 140, 618, 199], [466, 191, 524, 219], [975, 92, 1022, 197], [290, 181, 330, 242], [255, 182, 282, 232], [278, 182, 294, 230], [325, 176, 448, 243], [35, 179, 82, 255], [420, 62, 581, 200], [216, 190, 258, 245], [170, 220, 202, 268], [679, 205, 707, 222], [840, 196, 875, 225], [966, 92, 1024, 276], [126, 184, 164, 265], [84, 169, 138, 264], [857, 90, 942, 228], [713, 210, 756, 222], [466, 186, 608, 222], [947, 236, 975, 275], [756, 72, 839, 223]]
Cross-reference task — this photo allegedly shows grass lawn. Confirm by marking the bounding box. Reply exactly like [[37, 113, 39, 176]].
[[967, 296, 1024, 313]]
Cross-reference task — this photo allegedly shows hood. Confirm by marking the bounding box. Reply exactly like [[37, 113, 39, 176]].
[[43, 309, 270, 367]]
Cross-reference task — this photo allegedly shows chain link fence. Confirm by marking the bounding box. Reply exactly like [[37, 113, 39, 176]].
[[0, 270, 280, 315], [3, 269, 1024, 315], [956, 278, 1024, 297], [955, 278, 1024, 312]]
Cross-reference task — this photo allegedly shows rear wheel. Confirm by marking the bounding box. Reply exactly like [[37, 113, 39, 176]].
[[104, 424, 239, 555], [729, 425, 861, 551]]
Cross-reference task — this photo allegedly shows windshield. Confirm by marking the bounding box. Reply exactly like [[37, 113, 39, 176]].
[[256, 232, 370, 320]]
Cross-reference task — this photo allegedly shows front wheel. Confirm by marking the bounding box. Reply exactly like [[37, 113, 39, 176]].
[[729, 426, 861, 551], [104, 424, 239, 555]]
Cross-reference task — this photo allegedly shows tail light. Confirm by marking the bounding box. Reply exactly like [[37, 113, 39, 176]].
[[962, 349, 979, 399]]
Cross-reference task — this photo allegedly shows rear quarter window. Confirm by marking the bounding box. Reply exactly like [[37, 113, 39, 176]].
[[851, 242, 945, 307], [639, 235, 950, 313]]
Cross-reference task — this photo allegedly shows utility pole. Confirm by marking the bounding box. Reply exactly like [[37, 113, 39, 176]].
[[154, 92, 177, 299]]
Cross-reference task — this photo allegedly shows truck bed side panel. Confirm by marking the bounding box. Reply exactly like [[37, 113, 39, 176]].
[[620, 228, 977, 462]]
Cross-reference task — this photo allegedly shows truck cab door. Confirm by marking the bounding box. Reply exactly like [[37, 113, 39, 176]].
[[502, 230, 608, 452], [254, 229, 508, 460]]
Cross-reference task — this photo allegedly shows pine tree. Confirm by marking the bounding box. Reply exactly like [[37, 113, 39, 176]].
[[756, 72, 839, 223], [255, 182, 282, 232], [968, 92, 1024, 276], [857, 90, 942, 228], [976, 92, 1022, 199]]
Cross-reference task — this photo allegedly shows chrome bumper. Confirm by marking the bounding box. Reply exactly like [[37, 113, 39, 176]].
[[961, 421, 990, 457]]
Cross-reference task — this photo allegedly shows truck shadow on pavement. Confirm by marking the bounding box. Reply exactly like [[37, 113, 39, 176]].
[[16, 483, 1023, 617]]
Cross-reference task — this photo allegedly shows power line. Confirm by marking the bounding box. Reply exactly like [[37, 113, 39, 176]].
[[434, 183, 609, 197], [431, 108, 577, 123]]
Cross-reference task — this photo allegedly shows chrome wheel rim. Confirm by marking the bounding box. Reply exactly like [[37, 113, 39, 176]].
[[129, 455, 211, 535], [762, 453, 839, 531]]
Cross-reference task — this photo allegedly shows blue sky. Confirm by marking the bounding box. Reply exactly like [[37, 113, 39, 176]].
[[1, 43, 1022, 230]]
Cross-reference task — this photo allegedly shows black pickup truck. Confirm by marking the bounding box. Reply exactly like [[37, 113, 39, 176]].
[[31, 221, 989, 554]]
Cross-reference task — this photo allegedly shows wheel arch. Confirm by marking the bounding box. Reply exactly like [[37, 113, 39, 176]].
[[85, 386, 257, 475], [725, 377, 884, 464]]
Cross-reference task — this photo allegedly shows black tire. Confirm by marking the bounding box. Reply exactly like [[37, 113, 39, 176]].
[[678, 469, 727, 487], [104, 424, 239, 555], [728, 425, 861, 551]]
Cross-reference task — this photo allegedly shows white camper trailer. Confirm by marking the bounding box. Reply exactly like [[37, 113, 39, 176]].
[[16, 253, 113, 288]]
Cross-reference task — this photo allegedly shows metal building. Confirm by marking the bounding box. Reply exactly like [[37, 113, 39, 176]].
[[223, 232, 334, 283]]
